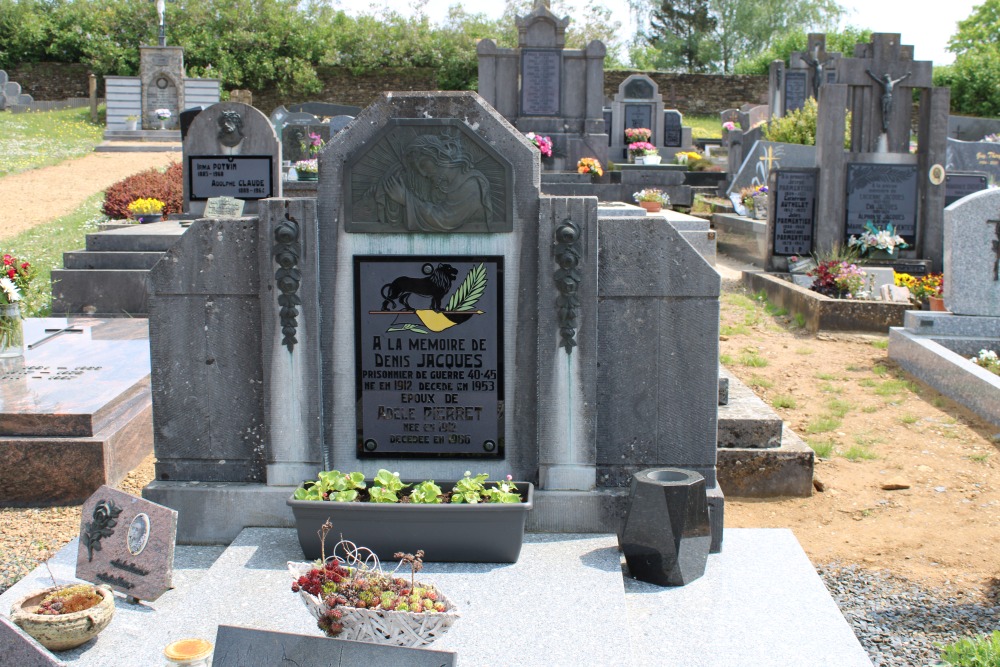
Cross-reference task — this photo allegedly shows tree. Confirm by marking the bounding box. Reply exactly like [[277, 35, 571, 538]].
[[944, 0, 1000, 117], [647, 0, 717, 72], [733, 26, 872, 75]]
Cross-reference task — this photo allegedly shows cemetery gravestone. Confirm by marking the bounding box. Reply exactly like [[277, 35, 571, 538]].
[[182, 102, 281, 216], [140, 46, 184, 130], [282, 122, 329, 164], [945, 172, 989, 207], [943, 188, 1000, 316], [844, 163, 918, 241], [75, 485, 177, 602], [521, 49, 561, 116], [768, 169, 818, 267], [783, 70, 808, 114], [608, 74, 690, 161], [0, 615, 63, 667], [726, 140, 816, 196], [663, 110, 682, 148], [946, 138, 1000, 183], [769, 34, 842, 119], [212, 626, 458, 667]]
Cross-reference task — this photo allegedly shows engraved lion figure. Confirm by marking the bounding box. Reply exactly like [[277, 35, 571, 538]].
[[380, 263, 459, 312]]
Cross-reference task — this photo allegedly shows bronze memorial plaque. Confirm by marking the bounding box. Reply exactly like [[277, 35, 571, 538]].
[[354, 256, 504, 458]]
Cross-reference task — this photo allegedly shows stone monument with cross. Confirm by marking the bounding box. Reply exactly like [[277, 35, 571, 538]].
[[477, 0, 608, 171], [812, 33, 949, 270], [769, 34, 842, 118], [607, 74, 692, 163]]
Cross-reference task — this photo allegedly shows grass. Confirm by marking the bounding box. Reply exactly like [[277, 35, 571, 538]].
[[0, 107, 104, 177], [1, 194, 105, 316], [738, 349, 768, 367], [815, 372, 839, 381], [720, 323, 750, 336], [805, 416, 842, 434], [720, 353, 734, 365], [808, 438, 836, 458], [772, 394, 797, 409], [853, 435, 882, 446], [969, 452, 991, 463], [840, 444, 878, 461], [871, 339, 889, 350], [792, 312, 806, 328], [899, 414, 920, 425], [873, 378, 915, 397], [747, 375, 774, 389], [872, 364, 890, 377], [825, 399, 854, 417], [686, 114, 723, 140], [938, 630, 1000, 667]]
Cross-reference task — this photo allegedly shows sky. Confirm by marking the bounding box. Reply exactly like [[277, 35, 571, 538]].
[[340, 0, 983, 66]]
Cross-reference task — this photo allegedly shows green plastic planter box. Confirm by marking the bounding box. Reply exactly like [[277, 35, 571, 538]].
[[287, 481, 534, 563]]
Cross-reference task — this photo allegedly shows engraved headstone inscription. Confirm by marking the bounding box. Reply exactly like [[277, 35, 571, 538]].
[[844, 163, 918, 241], [663, 110, 682, 148], [212, 626, 458, 667], [624, 105, 653, 136], [520, 49, 561, 116], [771, 169, 818, 256], [75, 485, 177, 602], [355, 256, 504, 458], [946, 138, 1000, 182], [188, 155, 273, 200], [784, 70, 808, 114], [945, 172, 989, 207]]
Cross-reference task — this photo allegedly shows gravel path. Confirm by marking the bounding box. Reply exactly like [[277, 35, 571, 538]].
[[820, 563, 1000, 666]]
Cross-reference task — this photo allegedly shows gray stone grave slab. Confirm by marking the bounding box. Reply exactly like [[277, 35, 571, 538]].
[[0, 615, 65, 666], [943, 188, 1000, 316], [726, 141, 816, 196], [945, 172, 989, 207], [213, 626, 458, 666], [75, 485, 177, 602], [663, 109, 682, 147], [844, 163, 918, 240], [946, 138, 1000, 184], [182, 101, 281, 215], [784, 70, 808, 113]]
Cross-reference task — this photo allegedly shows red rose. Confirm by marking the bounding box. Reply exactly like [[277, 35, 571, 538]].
[[21, 262, 29, 270], [7, 268, 15, 279], [2, 254, 11, 265]]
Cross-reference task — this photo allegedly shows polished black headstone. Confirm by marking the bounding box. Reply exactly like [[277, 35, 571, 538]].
[[212, 626, 457, 667], [179, 107, 204, 141], [619, 468, 711, 587], [663, 110, 682, 148], [945, 171, 989, 207], [946, 138, 1000, 183], [624, 77, 654, 99], [772, 169, 818, 256], [603, 109, 612, 146], [784, 70, 808, 113], [844, 163, 918, 241]]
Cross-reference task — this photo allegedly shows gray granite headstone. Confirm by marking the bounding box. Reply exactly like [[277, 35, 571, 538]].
[[946, 138, 1000, 183], [328, 115, 354, 135], [770, 169, 818, 257], [75, 486, 177, 602], [212, 626, 457, 667], [943, 188, 1000, 316], [784, 70, 808, 113], [0, 615, 64, 666], [726, 141, 816, 196], [182, 101, 281, 215]]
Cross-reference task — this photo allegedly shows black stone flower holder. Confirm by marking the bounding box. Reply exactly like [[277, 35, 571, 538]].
[[619, 468, 711, 587]]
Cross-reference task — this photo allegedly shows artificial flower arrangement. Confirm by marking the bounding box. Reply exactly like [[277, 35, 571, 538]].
[[970, 349, 1000, 376], [895, 272, 942, 305], [740, 184, 768, 209], [675, 150, 703, 165], [126, 198, 164, 216], [624, 127, 652, 143], [525, 132, 553, 158], [722, 121, 737, 131], [577, 157, 603, 177], [983, 133, 1000, 143], [154, 108, 172, 121], [627, 141, 658, 159], [1, 251, 36, 353], [633, 188, 670, 205], [294, 158, 319, 173], [301, 131, 325, 157], [290, 521, 458, 645], [848, 221, 909, 256], [807, 260, 868, 298]]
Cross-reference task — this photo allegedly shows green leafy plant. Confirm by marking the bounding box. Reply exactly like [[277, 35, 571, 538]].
[[408, 480, 444, 504], [450, 471, 520, 504], [938, 630, 1000, 666], [369, 469, 409, 503], [764, 98, 852, 149], [293, 470, 367, 502]]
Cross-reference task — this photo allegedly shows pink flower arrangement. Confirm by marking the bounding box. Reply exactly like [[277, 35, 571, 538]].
[[525, 132, 553, 158], [627, 141, 657, 158], [723, 121, 737, 131], [625, 127, 652, 142]]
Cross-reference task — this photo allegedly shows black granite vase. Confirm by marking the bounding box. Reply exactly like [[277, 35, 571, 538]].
[[619, 468, 711, 586]]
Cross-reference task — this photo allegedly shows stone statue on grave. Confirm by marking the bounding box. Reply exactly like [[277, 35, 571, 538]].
[[371, 133, 493, 232], [866, 70, 912, 133], [804, 46, 834, 100], [156, 0, 166, 46]]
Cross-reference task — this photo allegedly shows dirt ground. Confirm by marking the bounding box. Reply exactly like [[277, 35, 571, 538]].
[[0, 148, 177, 241], [1, 151, 998, 602]]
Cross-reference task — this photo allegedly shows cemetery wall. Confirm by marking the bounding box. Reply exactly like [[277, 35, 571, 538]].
[[11, 62, 767, 116]]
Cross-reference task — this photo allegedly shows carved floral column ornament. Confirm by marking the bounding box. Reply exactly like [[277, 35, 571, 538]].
[[273, 214, 301, 352], [554, 218, 581, 354]]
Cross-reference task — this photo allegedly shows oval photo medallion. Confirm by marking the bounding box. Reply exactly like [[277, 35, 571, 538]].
[[127, 513, 151, 555]]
